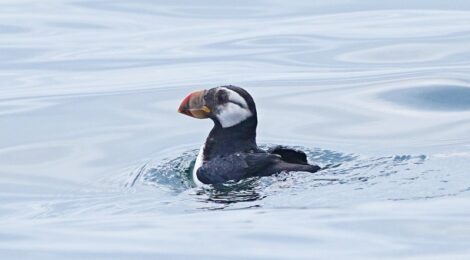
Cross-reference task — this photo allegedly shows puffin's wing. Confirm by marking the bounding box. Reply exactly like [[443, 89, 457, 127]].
[[196, 153, 280, 184], [267, 146, 309, 165]]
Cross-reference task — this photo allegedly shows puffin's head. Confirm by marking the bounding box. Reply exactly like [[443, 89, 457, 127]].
[[178, 86, 256, 128]]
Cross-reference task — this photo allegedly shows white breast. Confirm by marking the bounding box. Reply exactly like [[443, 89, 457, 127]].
[[192, 144, 205, 186]]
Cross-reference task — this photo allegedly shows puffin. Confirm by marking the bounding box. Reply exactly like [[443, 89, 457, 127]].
[[178, 85, 320, 185]]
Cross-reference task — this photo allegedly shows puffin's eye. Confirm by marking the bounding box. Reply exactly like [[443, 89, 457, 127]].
[[217, 91, 228, 104]]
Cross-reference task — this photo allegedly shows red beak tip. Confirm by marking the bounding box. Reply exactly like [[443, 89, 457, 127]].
[[178, 93, 192, 114]]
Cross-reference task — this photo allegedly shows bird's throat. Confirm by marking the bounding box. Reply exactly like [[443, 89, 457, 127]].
[[203, 116, 258, 160]]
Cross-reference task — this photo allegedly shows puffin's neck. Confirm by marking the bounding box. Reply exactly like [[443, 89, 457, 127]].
[[203, 116, 258, 160]]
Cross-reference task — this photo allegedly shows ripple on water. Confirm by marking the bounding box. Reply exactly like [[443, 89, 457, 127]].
[[124, 145, 463, 208], [0, 24, 30, 34], [0, 47, 46, 62], [74, 1, 280, 19], [381, 85, 470, 111], [128, 149, 197, 192], [338, 43, 470, 64], [46, 21, 109, 30]]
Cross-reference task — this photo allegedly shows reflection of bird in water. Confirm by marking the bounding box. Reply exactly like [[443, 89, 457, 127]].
[[196, 178, 264, 207]]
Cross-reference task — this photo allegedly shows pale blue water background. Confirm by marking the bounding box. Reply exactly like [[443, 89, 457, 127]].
[[1, 0, 470, 259]]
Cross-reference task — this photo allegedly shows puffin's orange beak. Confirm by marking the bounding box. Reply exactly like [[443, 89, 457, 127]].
[[178, 90, 211, 119]]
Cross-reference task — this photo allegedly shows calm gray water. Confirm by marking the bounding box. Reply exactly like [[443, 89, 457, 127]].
[[1, 0, 470, 259]]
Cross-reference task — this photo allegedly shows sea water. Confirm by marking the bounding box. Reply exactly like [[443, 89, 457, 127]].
[[1, 0, 470, 259]]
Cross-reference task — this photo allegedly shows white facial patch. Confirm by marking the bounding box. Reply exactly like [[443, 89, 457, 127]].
[[215, 87, 252, 128], [224, 88, 249, 109]]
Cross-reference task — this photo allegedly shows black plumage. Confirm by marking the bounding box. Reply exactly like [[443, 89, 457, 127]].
[[178, 85, 320, 185]]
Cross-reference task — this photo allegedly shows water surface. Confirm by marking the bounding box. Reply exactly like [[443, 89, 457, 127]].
[[1, 0, 470, 259]]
